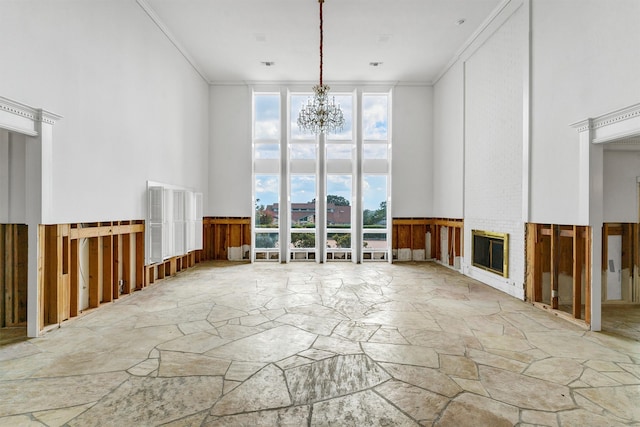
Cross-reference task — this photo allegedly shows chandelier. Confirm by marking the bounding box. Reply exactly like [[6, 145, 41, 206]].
[[297, 0, 345, 135]]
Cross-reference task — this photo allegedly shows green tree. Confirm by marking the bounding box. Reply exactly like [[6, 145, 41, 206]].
[[333, 233, 351, 248], [255, 198, 274, 227], [327, 194, 350, 206], [292, 233, 315, 248], [363, 201, 387, 226]]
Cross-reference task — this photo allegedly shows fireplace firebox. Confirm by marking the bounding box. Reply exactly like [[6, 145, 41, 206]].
[[472, 230, 508, 277]]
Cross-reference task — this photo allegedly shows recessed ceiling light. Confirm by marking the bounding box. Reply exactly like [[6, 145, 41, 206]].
[[254, 33, 266, 42], [261, 61, 275, 67], [378, 34, 391, 43], [369, 62, 383, 67], [456, 18, 466, 26]]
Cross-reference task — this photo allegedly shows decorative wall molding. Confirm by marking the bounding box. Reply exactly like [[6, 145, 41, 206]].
[[0, 96, 62, 136], [571, 102, 640, 144]]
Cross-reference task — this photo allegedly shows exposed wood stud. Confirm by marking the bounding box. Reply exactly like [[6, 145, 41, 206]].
[[572, 225, 583, 319], [585, 227, 592, 325], [88, 237, 102, 309], [70, 239, 79, 317], [102, 235, 114, 303], [550, 224, 559, 309], [122, 234, 132, 294]]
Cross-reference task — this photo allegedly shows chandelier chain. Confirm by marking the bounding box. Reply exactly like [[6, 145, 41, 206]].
[[297, 0, 345, 135], [319, 0, 323, 86]]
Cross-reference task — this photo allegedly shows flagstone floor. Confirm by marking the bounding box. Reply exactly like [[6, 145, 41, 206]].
[[1, 261, 639, 426]]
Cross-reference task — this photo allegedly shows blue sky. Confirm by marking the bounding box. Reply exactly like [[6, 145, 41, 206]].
[[254, 93, 388, 211]]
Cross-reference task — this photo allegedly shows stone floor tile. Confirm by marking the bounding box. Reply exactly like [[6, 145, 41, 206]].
[[275, 355, 314, 370], [160, 410, 209, 426], [524, 357, 584, 385], [222, 380, 240, 395], [362, 342, 439, 368], [178, 320, 217, 335], [276, 313, 341, 336], [402, 330, 466, 355], [475, 333, 532, 353], [128, 358, 160, 376], [211, 364, 290, 416], [286, 303, 350, 320], [379, 363, 462, 397], [580, 367, 622, 387], [204, 405, 310, 426], [602, 370, 640, 385], [0, 415, 45, 426], [313, 335, 363, 355], [434, 393, 519, 427], [207, 306, 248, 323], [520, 409, 559, 427], [33, 404, 94, 427], [206, 325, 316, 362], [68, 376, 222, 426], [359, 310, 440, 330], [526, 331, 633, 363], [158, 351, 230, 377], [368, 327, 410, 344], [2, 262, 638, 425], [332, 320, 379, 341], [584, 359, 623, 372], [575, 385, 640, 420], [439, 354, 479, 380], [557, 409, 629, 427], [451, 378, 489, 396], [223, 361, 267, 381], [467, 348, 528, 372], [239, 313, 271, 327], [0, 340, 41, 362], [311, 390, 419, 426], [285, 354, 390, 404], [479, 365, 575, 411], [375, 380, 449, 421], [0, 372, 128, 417], [158, 331, 230, 354], [297, 348, 335, 361]]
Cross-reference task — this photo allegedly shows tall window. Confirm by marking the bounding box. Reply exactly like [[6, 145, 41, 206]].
[[253, 94, 280, 261], [361, 94, 391, 261], [252, 89, 391, 262]]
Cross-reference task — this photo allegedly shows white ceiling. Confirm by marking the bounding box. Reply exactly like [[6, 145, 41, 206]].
[[142, 0, 503, 84]]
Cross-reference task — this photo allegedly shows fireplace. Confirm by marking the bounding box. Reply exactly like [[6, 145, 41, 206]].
[[472, 230, 508, 277]]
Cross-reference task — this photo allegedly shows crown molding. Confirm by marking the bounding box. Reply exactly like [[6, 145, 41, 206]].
[[433, 0, 519, 85], [211, 80, 431, 88], [136, 0, 209, 84]]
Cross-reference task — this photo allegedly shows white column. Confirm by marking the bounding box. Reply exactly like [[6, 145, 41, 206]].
[[317, 132, 326, 262]]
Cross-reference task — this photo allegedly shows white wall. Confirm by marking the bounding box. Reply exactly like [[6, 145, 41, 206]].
[[0, 0, 209, 224], [463, 3, 527, 299], [530, 0, 640, 224], [392, 85, 433, 217], [603, 150, 640, 223], [433, 61, 464, 218], [208, 85, 252, 216], [207, 84, 432, 218]]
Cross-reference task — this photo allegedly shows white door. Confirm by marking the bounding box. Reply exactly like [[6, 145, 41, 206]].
[[606, 235, 622, 300]]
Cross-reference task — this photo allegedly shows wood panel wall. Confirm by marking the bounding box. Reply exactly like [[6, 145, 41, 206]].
[[0, 224, 28, 328], [202, 217, 251, 261], [525, 223, 591, 324], [39, 221, 147, 330], [392, 218, 463, 264]]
